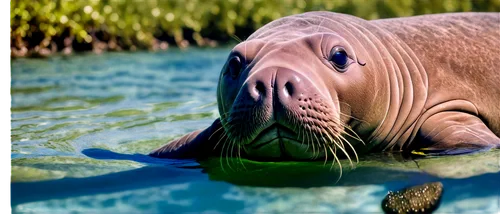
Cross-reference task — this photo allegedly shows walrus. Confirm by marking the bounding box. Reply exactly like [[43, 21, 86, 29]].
[[149, 12, 500, 163]]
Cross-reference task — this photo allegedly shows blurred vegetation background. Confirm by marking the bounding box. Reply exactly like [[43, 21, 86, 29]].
[[11, 0, 500, 58]]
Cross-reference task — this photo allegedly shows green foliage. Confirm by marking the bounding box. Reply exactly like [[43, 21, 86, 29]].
[[10, 0, 500, 56]]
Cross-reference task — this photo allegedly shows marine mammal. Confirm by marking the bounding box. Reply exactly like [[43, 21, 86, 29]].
[[149, 12, 500, 162]]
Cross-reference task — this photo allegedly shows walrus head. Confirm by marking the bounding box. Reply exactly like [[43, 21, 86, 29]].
[[216, 12, 385, 161]]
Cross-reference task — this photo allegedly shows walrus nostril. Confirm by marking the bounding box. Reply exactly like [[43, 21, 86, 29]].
[[255, 81, 266, 96], [284, 82, 294, 97]]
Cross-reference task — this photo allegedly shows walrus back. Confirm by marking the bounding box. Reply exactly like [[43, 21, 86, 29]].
[[371, 13, 500, 135]]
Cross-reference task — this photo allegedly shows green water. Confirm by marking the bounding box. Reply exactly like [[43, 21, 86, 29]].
[[11, 49, 500, 213]]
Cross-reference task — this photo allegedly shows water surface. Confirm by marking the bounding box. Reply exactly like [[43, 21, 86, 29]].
[[11, 49, 500, 213]]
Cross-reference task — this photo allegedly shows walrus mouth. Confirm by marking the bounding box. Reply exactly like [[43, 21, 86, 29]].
[[247, 123, 300, 149]]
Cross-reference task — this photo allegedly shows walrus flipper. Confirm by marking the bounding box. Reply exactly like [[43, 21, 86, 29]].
[[149, 119, 223, 159], [414, 112, 500, 156]]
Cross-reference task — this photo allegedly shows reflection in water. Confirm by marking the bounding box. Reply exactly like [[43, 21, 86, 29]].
[[198, 154, 419, 188]]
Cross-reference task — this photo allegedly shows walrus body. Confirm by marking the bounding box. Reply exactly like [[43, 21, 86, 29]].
[[150, 12, 500, 161]]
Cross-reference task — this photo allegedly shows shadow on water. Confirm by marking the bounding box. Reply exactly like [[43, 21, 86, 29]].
[[12, 148, 500, 210], [11, 166, 203, 206], [80, 148, 199, 166], [11, 149, 201, 206]]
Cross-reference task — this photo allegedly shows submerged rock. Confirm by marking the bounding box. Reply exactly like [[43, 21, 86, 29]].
[[382, 182, 443, 214]]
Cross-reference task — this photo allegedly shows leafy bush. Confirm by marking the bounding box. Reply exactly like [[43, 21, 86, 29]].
[[10, 0, 500, 57]]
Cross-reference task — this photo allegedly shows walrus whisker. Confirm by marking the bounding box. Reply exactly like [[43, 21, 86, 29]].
[[223, 133, 236, 170], [337, 132, 352, 147], [323, 144, 328, 166], [213, 131, 228, 151], [329, 137, 350, 165], [237, 144, 247, 170], [313, 133, 321, 159], [323, 127, 339, 147], [325, 126, 346, 151], [293, 119, 311, 155], [208, 125, 225, 141], [298, 127, 307, 153], [330, 134, 354, 168], [326, 145, 336, 168], [319, 131, 328, 149], [230, 34, 243, 43], [338, 133, 360, 165], [224, 138, 230, 169], [338, 101, 369, 125], [329, 119, 365, 155], [338, 133, 358, 159], [312, 132, 322, 159], [335, 136, 353, 167], [326, 123, 340, 146], [220, 113, 233, 124], [314, 133, 323, 158], [324, 129, 350, 166], [224, 139, 236, 172], [219, 136, 229, 174], [339, 111, 369, 125], [228, 140, 238, 171], [226, 142, 235, 172], [302, 128, 310, 154], [329, 147, 342, 183], [328, 145, 343, 184], [323, 129, 335, 144], [304, 129, 314, 155], [306, 129, 316, 159], [338, 122, 357, 137], [311, 129, 319, 158], [341, 123, 365, 145], [229, 138, 237, 171]]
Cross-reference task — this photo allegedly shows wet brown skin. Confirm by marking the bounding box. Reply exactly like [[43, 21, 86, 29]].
[[149, 12, 500, 161]]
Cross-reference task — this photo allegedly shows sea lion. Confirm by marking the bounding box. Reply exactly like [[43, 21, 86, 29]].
[[149, 12, 500, 161]]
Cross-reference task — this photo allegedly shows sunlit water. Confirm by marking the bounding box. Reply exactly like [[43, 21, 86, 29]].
[[11, 49, 500, 213]]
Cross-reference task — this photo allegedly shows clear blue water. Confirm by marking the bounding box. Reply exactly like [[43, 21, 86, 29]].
[[11, 49, 500, 213]]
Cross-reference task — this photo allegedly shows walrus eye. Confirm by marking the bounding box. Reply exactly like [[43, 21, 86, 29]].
[[329, 47, 351, 72], [228, 55, 242, 79]]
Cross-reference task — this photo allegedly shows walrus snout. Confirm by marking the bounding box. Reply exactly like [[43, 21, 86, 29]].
[[246, 67, 304, 109], [223, 66, 342, 159]]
